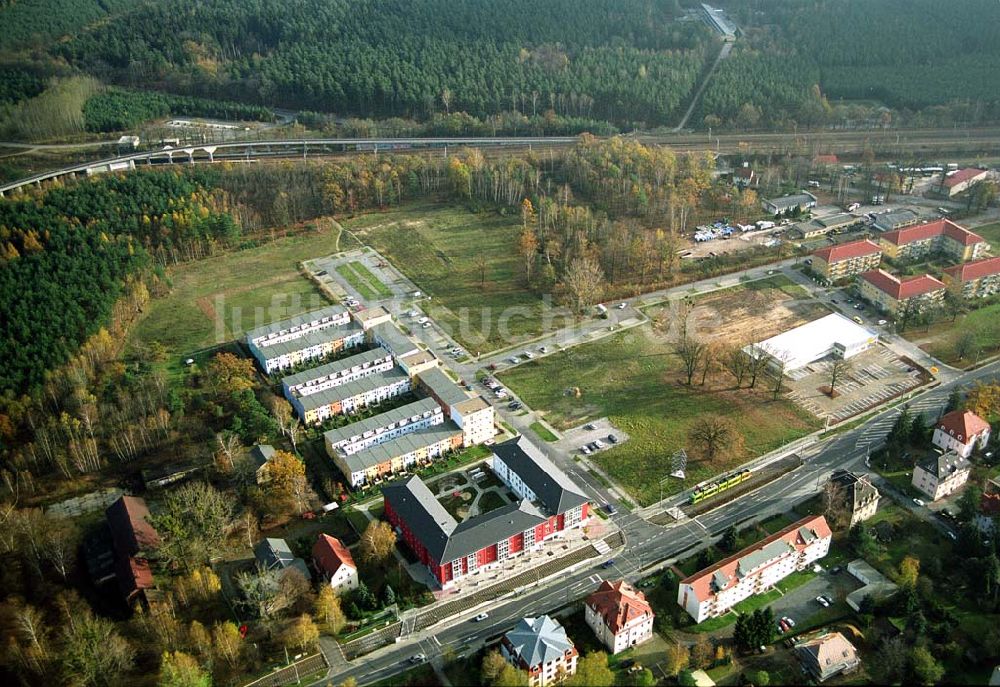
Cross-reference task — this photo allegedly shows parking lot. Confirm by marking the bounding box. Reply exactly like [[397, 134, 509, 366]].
[[767, 568, 863, 633], [785, 346, 924, 422], [554, 417, 630, 458]]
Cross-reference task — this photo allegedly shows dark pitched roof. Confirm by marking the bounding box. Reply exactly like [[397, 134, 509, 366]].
[[831, 470, 880, 511], [383, 475, 548, 563], [917, 450, 971, 481], [491, 436, 588, 515]]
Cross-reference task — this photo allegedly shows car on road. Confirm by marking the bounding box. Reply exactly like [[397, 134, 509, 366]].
[[607, 434, 619, 444], [601, 559, 616, 569], [617, 302, 627, 310], [852, 316, 864, 325], [815, 595, 830, 607], [913, 497, 926, 507], [474, 613, 489, 622], [410, 654, 426, 664], [604, 503, 618, 515]]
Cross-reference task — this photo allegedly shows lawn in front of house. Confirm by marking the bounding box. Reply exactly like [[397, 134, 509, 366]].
[[911, 298, 1000, 366], [500, 327, 821, 506], [344, 201, 577, 352]]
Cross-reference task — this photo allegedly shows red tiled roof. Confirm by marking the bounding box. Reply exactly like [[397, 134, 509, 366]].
[[944, 168, 988, 188], [943, 256, 1000, 283], [813, 239, 881, 263], [860, 270, 945, 300], [881, 219, 984, 247], [585, 580, 653, 634], [681, 516, 832, 603], [813, 154, 839, 165], [981, 493, 1000, 516], [312, 533, 356, 577], [937, 410, 991, 442], [106, 495, 160, 556]]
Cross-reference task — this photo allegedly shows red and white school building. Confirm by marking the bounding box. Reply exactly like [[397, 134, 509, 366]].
[[383, 436, 590, 589]]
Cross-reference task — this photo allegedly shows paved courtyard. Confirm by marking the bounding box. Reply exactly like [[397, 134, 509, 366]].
[[785, 346, 923, 422]]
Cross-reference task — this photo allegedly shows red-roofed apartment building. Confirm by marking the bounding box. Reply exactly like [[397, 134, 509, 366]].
[[940, 168, 990, 198], [943, 256, 1000, 299], [812, 240, 882, 280], [584, 580, 655, 654], [312, 533, 359, 593], [105, 495, 161, 608], [877, 219, 988, 262], [677, 516, 832, 623], [932, 409, 992, 458], [858, 269, 946, 316]]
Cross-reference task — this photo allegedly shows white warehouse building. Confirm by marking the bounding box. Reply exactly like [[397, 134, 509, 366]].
[[745, 313, 878, 372]]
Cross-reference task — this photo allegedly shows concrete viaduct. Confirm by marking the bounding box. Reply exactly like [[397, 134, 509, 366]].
[[0, 137, 577, 197]]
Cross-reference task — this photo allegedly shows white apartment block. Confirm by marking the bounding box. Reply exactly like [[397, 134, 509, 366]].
[[281, 347, 394, 398], [452, 397, 496, 446], [245, 305, 351, 350], [252, 324, 365, 374], [912, 450, 971, 501], [323, 397, 444, 457], [290, 368, 411, 424], [678, 516, 832, 624]]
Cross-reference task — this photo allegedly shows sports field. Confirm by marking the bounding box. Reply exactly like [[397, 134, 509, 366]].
[[500, 326, 822, 505], [344, 202, 574, 352]]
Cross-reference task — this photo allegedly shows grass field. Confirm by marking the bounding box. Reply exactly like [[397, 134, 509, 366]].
[[344, 202, 574, 352], [972, 221, 1000, 246], [132, 226, 348, 357], [530, 421, 559, 442], [912, 300, 1000, 365], [499, 326, 822, 505]]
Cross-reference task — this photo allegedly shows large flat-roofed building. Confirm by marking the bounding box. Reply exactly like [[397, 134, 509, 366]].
[[812, 240, 882, 280], [324, 397, 444, 458], [762, 191, 817, 215], [858, 269, 946, 315], [281, 347, 394, 399], [793, 213, 859, 239], [245, 305, 351, 350], [677, 516, 831, 623], [333, 423, 463, 488], [877, 219, 988, 261], [252, 323, 365, 374], [353, 306, 393, 330], [418, 366, 495, 446], [397, 349, 439, 377], [383, 436, 590, 588], [943, 256, 1000, 298], [872, 208, 921, 233], [290, 368, 411, 424], [745, 313, 878, 372]]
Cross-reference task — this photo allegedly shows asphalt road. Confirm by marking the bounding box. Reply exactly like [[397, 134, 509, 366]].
[[312, 356, 1000, 686]]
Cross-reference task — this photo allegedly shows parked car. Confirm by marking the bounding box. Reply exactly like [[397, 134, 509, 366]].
[[604, 503, 618, 515], [617, 302, 627, 310], [913, 497, 926, 507], [878, 319, 888, 325], [539, 346, 549, 354], [523, 351, 534, 359], [422, 322, 432, 329], [601, 559, 616, 569], [508, 401, 522, 410], [607, 434, 619, 444], [816, 595, 830, 607], [783, 616, 796, 628], [410, 654, 426, 664], [585, 423, 596, 431], [821, 595, 833, 606], [581, 446, 592, 455], [417, 316, 429, 324], [852, 316, 864, 325], [509, 356, 520, 364], [593, 440, 605, 449]]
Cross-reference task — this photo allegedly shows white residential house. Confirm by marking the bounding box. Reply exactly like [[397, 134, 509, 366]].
[[931, 410, 991, 458], [584, 580, 655, 654], [912, 450, 971, 501], [501, 615, 578, 687], [312, 534, 358, 594]]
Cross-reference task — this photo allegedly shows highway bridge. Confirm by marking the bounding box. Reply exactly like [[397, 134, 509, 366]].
[[0, 136, 577, 196], [3, 127, 1000, 197]]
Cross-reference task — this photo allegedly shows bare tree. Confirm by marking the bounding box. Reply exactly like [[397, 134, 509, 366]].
[[700, 342, 721, 386], [826, 357, 853, 397], [746, 341, 770, 389], [43, 519, 79, 581], [237, 566, 309, 623], [215, 432, 243, 473], [270, 398, 301, 450], [688, 416, 735, 462], [674, 335, 707, 387], [770, 353, 789, 400], [563, 256, 606, 313], [822, 479, 851, 531], [722, 344, 752, 388], [474, 254, 488, 288]]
